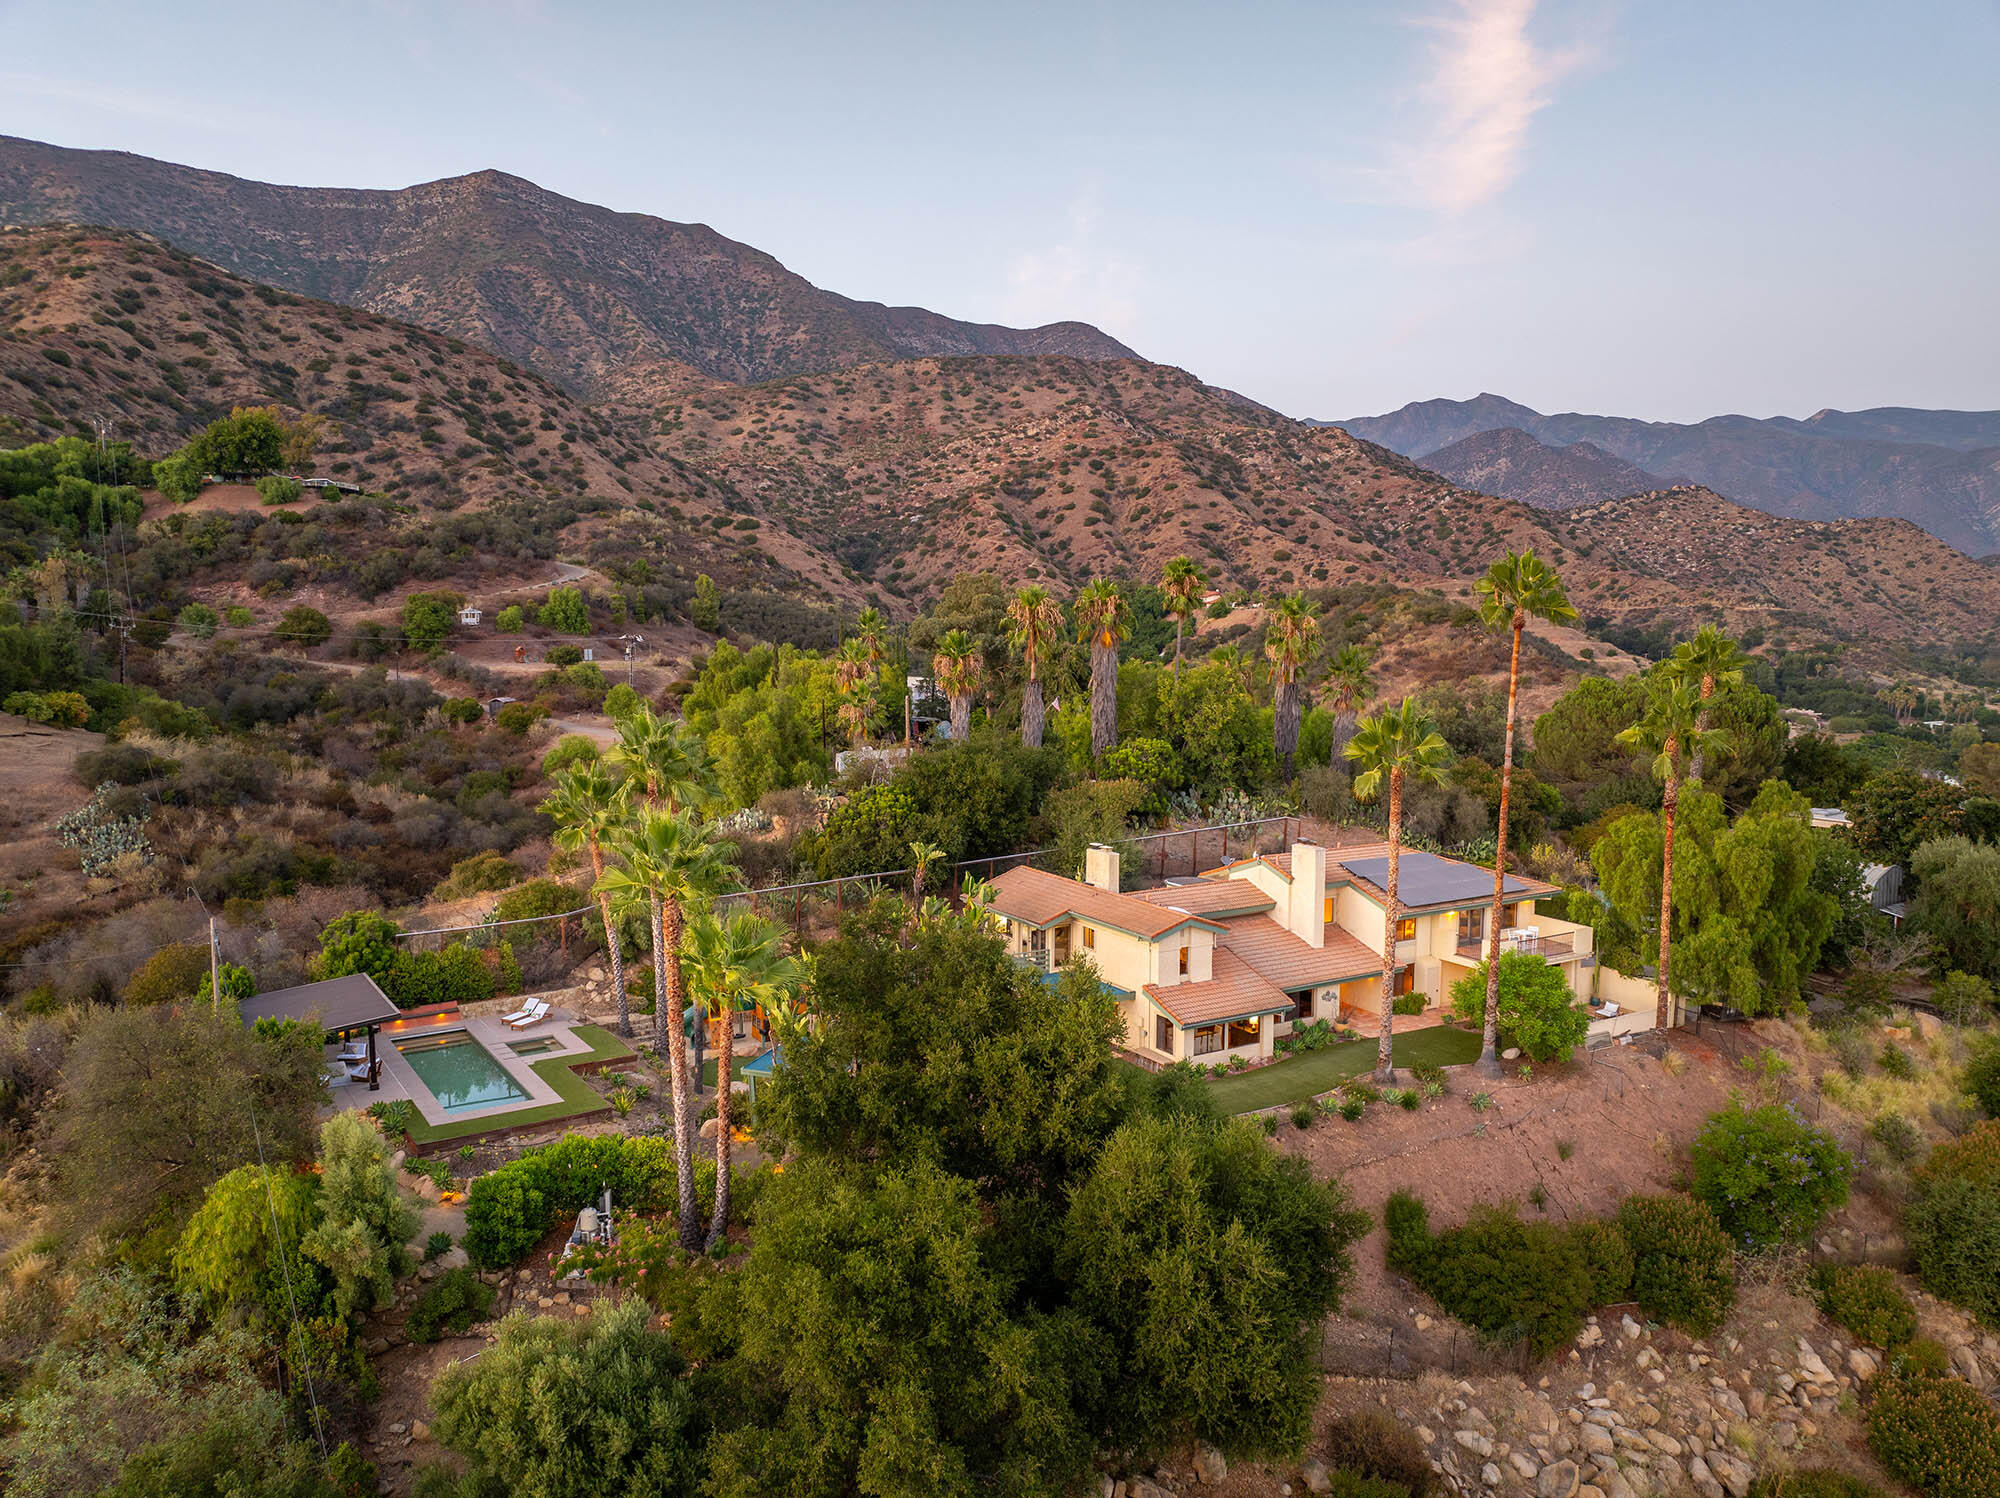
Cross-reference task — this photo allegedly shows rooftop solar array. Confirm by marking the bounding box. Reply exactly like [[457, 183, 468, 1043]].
[[1339, 851, 1537, 908]]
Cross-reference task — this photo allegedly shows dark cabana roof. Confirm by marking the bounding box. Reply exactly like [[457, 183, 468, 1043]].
[[240, 973, 400, 1032], [1339, 852, 1542, 910]]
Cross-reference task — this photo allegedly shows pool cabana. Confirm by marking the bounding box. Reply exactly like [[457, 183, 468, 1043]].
[[242, 973, 401, 1091]]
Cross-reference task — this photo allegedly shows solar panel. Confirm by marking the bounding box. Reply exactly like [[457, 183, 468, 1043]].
[[1338, 851, 1536, 907]]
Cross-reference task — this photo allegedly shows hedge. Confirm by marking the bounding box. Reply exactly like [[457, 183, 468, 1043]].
[[462, 1134, 676, 1268], [1618, 1193, 1736, 1335], [1867, 1371, 2000, 1498]]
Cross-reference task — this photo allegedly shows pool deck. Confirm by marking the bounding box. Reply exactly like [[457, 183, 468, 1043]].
[[324, 1002, 607, 1128]]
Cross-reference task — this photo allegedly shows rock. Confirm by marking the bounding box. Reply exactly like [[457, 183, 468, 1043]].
[[1455, 1430, 1493, 1457], [1600, 1473, 1638, 1498], [418, 1261, 439, 1281], [1645, 1430, 1682, 1457], [410, 1420, 429, 1442], [699, 1116, 723, 1139], [1770, 1421, 1797, 1449], [386, 1422, 407, 1436], [575, 1301, 592, 1315], [1503, 1047, 1522, 1060], [363, 1336, 390, 1356], [1953, 1345, 1985, 1387], [1795, 1338, 1834, 1382], [1579, 1425, 1615, 1457], [1483, 1463, 1503, 1487], [1537, 1459, 1582, 1498], [1193, 1446, 1226, 1484], [1300, 1457, 1332, 1495], [1577, 1324, 1604, 1349], [1847, 1348, 1878, 1381], [1511, 1451, 1541, 1479], [1415, 1313, 1435, 1331]]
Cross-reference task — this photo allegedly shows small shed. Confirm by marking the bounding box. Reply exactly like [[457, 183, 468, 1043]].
[[240, 973, 401, 1091], [459, 606, 483, 627]]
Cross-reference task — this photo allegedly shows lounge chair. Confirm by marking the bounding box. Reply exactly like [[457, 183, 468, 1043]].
[[500, 997, 539, 1025], [506, 998, 551, 1030], [337, 1039, 368, 1061]]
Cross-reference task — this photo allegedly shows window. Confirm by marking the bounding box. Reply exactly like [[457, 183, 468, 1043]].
[[1156, 1015, 1174, 1054], [1395, 916, 1417, 942], [1394, 965, 1415, 996], [1324, 895, 1334, 924], [1226, 1016, 1261, 1048], [1292, 989, 1316, 1021], [1083, 926, 1095, 950], [1500, 904, 1520, 930], [1178, 944, 1190, 975], [1192, 1024, 1223, 1056]]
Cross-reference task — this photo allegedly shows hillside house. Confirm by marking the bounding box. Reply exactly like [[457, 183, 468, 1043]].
[[458, 605, 483, 627], [986, 839, 1603, 1070]]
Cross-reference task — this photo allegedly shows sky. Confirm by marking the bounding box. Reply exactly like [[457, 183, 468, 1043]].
[[5, 0, 1997, 422]]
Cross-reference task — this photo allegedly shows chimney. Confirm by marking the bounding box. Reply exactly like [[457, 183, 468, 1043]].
[[1083, 843, 1121, 894], [1287, 841, 1327, 948]]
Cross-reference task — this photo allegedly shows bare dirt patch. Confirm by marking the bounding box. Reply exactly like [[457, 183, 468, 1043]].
[[0, 713, 101, 935]]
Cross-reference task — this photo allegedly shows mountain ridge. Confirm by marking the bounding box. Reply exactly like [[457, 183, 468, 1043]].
[[0, 135, 1138, 401]]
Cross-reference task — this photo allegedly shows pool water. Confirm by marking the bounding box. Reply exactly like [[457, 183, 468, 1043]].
[[509, 1037, 561, 1056], [395, 1031, 529, 1115]]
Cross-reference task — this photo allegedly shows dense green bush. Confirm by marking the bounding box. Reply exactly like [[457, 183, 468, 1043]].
[[537, 585, 589, 633], [540, 734, 599, 777], [1321, 1409, 1434, 1496], [176, 602, 218, 638], [1905, 1122, 2000, 1323], [277, 605, 332, 648], [407, 1266, 494, 1343], [1871, 1113, 1925, 1164], [1964, 1039, 2000, 1120], [1568, 1218, 1634, 1305], [1867, 1370, 2000, 1498], [121, 942, 212, 1006], [494, 701, 544, 736], [1447, 951, 1590, 1062], [463, 1134, 676, 1268], [1810, 1263, 1917, 1349], [1617, 1193, 1736, 1335], [544, 643, 584, 667], [1690, 1101, 1853, 1248], [382, 944, 494, 1009], [255, 474, 302, 505], [495, 603, 524, 632], [432, 851, 520, 900], [1381, 1194, 1593, 1358]]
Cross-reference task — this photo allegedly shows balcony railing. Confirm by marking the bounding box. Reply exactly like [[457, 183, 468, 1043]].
[[1457, 932, 1575, 961], [1013, 948, 1053, 972]]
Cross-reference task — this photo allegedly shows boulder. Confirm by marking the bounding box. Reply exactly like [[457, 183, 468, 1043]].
[[1194, 1446, 1227, 1484], [1455, 1430, 1494, 1457], [1301, 1457, 1332, 1495], [1847, 1348, 1878, 1381], [1538, 1459, 1582, 1498], [1953, 1344, 1985, 1387]]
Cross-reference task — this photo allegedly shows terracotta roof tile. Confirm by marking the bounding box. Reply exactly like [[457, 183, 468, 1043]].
[[1130, 879, 1276, 917], [1145, 948, 1294, 1026], [1215, 915, 1382, 990], [987, 865, 1223, 940]]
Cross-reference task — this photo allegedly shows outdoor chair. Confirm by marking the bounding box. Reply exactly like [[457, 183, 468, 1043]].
[[337, 1039, 367, 1061], [500, 997, 540, 1025], [507, 998, 551, 1030]]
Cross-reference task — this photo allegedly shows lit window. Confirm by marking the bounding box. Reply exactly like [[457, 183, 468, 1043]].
[[1226, 1016, 1260, 1047], [1178, 944, 1190, 975], [1083, 926, 1095, 950], [1395, 916, 1417, 941], [1324, 895, 1334, 923], [1192, 1024, 1223, 1056], [1394, 966, 1416, 996]]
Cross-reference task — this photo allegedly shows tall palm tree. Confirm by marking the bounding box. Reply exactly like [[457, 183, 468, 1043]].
[[607, 705, 716, 815], [1616, 676, 1731, 1032], [539, 763, 637, 1037], [909, 838, 945, 901], [683, 907, 800, 1252], [854, 606, 888, 670], [598, 811, 738, 1249], [1159, 556, 1206, 680], [1005, 584, 1063, 749], [1471, 549, 1579, 1077], [1671, 624, 1748, 781], [1265, 593, 1322, 781], [1074, 578, 1129, 760], [932, 628, 982, 742], [1323, 643, 1376, 763], [1347, 700, 1454, 1084], [832, 638, 875, 743]]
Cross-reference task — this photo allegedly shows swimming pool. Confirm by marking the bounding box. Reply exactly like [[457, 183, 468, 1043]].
[[508, 1036, 561, 1057], [394, 1030, 529, 1115]]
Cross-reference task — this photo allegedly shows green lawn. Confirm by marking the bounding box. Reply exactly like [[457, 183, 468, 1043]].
[[1200, 1026, 1482, 1113], [403, 1023, 637, 1145]]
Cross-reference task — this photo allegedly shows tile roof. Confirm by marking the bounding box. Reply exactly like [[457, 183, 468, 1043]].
[[1215, 915, 1382, 990], [1130, 879, 1276, 917], [1145, 948, 1294, 1027], [986, 864, 1224, 940]]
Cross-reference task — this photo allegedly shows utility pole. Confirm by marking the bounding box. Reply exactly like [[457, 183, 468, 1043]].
[[209, 915, 221, 1013]]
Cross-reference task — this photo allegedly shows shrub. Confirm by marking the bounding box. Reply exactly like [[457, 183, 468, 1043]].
[[544, 643, 584, 667], [1568, 1219, 1634, 1305], [1324, 1474, 1420, 1498], [313, 910, 401, 982], [424, 1230, 454, 1261], [1617, 1193, 1736, 1335], [1402, 1200, 1594, 1358], [1322, 1408, 1435, 1496], [1880, 1043, 1915, 1080], [441, 696, 482, 725], [276, 605, 332, 648], [1810, 1263, 1917, 1349], [406, 1266, 494, 1343], [537, 585, 589, 633], [495, 604, 524, 632], [463, 1134, 676, 1268], [1291, 1103, 1316, 1130], [121, 942, 211, 1006], [5, 689, 89, 728], [1965, 1039, 2000, 1120], [1867, 1370, 2000, 1498], [1690, 1101, 1853, 1248], [1872, 1113, 1925, 1164], [432, 850, 520, 900], [604, 682, 641, 720], [255, 474, 302, 505], [1747, 1473, 1893, 1498], [494, 701, 545, 737], [1447, 950, 1590, 1061], [1392, 994, 1426, 1016], [223, 605, 255, 628], [382, 944, 495, 1009], [1906, 1173, 2000, 1324], [177, 602, 218, 638], [302, 1111, 417, 1320], [540, 734, 599, 776], [1892, 1338, 1952, 1379], [1383, 1190, 1432, 1277], [1338, 1096, 1365, 1121]]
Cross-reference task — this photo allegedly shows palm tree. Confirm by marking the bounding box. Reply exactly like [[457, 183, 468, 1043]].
[[1471, 549, 1579, 1077], [1160, 556, 1206, 680], [1265, 593, 1322, 781], [1347, 700, 1453, 1084], [607, 705, 716, 815], [932, 628, 982, 742], [1074, 578, 1129, 760], [832, 638, 875, 743], [1671, 625, 1748, 781], [539, 763, 637, 1037], [909, 838, 946, 901], [1005, 584, 1064, 749], [1324, 643, 1376, 763], [1208, 642, 1257, 696], [854, 606, 888, 670], [683, 907, 800, 1252], [598, 811, 738, 1249], [1616, 676, 1731, 1032]]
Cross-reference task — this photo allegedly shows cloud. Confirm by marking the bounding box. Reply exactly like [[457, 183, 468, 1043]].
[[1392, 0, 1594, 216], [1000, 190, 1145, 333]]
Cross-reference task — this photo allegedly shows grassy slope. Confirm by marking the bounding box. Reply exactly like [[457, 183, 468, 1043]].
[[1200, 1026, 1481, 1113]]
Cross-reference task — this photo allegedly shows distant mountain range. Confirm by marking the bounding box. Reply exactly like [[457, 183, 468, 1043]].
[[0, 135, 1137, 401], [1331, 394, 2000, 556]]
